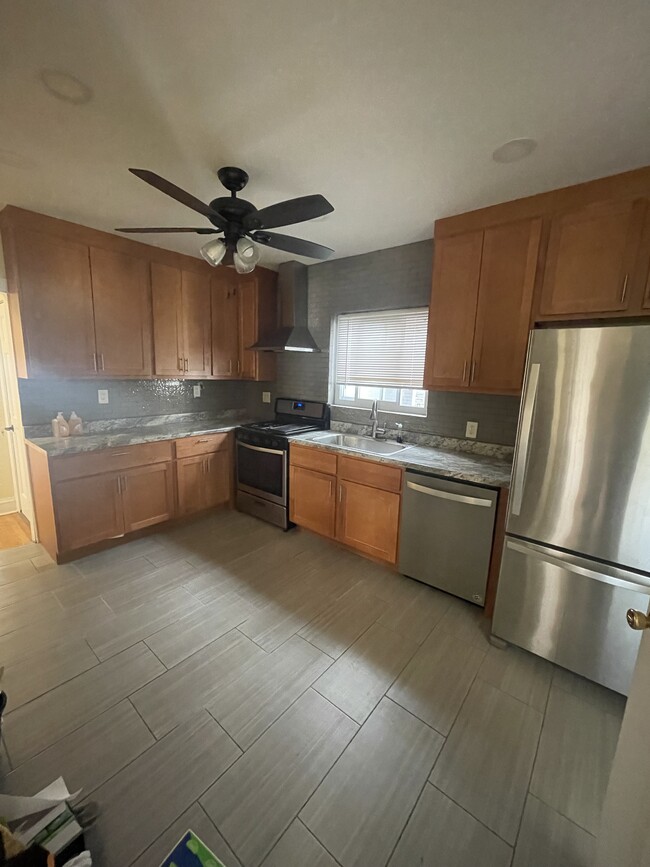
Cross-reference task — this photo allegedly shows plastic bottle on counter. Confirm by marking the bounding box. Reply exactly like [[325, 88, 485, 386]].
[[56, 412, 70, 437], [51, 415, 61, 437], [68, 411, 83, 436]]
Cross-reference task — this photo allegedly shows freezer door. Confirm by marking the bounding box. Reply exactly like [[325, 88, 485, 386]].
[[492, 537, 650, 694], [508, 324, 650, 572]]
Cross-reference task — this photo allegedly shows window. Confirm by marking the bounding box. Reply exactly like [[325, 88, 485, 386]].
[[332, 308, 429, 416]]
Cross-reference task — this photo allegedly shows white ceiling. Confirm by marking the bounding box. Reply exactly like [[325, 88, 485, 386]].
[[1, 0, 649, 269]]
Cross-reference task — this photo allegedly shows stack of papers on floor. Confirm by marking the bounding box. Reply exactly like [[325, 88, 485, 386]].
[[0, 777, 83, 855], [160, 830, 226, 867]]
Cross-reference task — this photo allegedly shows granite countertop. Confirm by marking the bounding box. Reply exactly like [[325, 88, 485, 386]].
[[292, 431, 513, 488], [27, 415, 249, 458]]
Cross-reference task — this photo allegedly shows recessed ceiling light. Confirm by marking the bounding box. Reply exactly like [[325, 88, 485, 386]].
[[39, 69, 93, 105], [492, 138, 537, 164]]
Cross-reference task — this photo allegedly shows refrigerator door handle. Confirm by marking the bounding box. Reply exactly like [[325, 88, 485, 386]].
[[511, 362, 540, 516], [506, 539, 650, 594]]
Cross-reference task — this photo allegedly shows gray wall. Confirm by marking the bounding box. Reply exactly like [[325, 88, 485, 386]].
[[272, 240, 521, 445], [19, 377, 268, 426]]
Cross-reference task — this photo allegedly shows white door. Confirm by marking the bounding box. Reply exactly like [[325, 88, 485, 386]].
[[0, 297, 35, 535], [596, 605, 650, 866]]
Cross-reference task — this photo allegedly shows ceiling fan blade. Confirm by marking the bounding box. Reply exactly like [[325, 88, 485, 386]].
[[128, 169, 228, 229], [115, 227, 218, 234], [252, 231, 334, 260], [245, 194, 333, 230]]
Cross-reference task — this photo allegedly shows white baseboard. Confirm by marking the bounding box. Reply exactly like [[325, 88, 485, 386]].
[[0, 497, 17, 515]]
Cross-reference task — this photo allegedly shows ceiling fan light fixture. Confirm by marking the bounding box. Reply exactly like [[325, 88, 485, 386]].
[[200, 238, 227, 267], [233, 237, 260, 273]]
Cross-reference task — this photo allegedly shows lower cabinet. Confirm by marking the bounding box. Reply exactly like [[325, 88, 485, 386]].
[[177, 451, 230, 515], [289, 465, 336, 538], [56, 473, 124, 552], [121, 462, 175, 532], [337, 479, 401, 564]]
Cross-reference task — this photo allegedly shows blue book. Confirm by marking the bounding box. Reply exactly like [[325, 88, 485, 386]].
[[160, 830, 227, 867]]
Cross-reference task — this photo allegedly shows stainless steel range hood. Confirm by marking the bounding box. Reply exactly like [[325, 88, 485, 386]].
[[249, 261, 320, 352]]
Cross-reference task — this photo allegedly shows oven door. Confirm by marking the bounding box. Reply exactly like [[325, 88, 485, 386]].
[[236, 441, 287, 506]]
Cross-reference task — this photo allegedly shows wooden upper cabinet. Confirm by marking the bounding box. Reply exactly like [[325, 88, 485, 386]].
[[470, 219, 541, 393], [182, 269, 212, 376], [423, 231, 482, 390], [90, 247, 152, 377], [7, 228, 96, 377], [151, 261, 184, 376], [211, 270, 240, 378], [538, 199, 647, 317], [237, 270, 278, 381]]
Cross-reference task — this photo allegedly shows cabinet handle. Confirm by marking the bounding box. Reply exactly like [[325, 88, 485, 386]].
[[184, 358, 189, 372], [110, 451, 130, 456], [228, 359, 232, 375], [462, 360, 468, 383], [178, 357, 184, 371], [92, 352, 97, 372], [470, 360, 477, 384], [122, 474, 127, 491], [116, 476, 122, 494], [99, 353, 105, 371], [620, 273, 629, 304], [236, 359, 241, 374], [338, 485, 343, 503]]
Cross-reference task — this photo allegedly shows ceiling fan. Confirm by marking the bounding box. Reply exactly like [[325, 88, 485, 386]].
[[116, 166, 334, 273]]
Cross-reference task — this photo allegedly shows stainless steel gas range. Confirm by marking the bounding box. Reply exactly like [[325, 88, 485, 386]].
[[236, 398, 330, 529]]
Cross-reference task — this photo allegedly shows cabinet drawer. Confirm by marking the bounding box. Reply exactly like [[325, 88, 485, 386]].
[[337, 455, 402, 493], [290, 443, 337, 475], [175, 432, 231, 458], [51, 441, 174, 483]]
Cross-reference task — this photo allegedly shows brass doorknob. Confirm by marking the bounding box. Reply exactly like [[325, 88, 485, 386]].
[[626, 609, 650, 630]]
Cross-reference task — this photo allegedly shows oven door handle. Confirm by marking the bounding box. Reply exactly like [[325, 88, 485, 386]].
[[238, 441, 285, 456]]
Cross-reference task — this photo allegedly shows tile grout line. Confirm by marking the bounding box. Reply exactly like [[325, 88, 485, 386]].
[[297, 817, 345, 867], [429, 780, 516, 849]]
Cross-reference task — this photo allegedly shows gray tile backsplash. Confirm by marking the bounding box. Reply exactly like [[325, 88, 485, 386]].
[[271, 240, 521, 446], [19, 378, 269, 426]]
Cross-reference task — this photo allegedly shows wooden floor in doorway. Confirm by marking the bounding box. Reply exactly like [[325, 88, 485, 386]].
[[0, 512, 30, 550]]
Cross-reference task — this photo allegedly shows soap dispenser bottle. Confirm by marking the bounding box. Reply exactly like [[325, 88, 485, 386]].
[[68, 411, 83, 436], [56, 412, 70, 438]]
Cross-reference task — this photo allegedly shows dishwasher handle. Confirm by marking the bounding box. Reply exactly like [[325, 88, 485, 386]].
[[406, 480, 494, 508]]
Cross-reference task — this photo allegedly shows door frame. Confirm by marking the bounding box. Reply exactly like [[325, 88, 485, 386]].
[[0, 291, 35, 538]]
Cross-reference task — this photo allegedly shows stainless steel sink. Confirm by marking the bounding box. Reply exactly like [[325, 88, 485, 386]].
[[310, 433, 410, 455]]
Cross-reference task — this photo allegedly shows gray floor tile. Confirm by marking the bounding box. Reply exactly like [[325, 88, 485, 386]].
[[313, 622, 418, 723], [378, 581, 452, 644], [86, 586, 202, 660], [388, 629, 485, 735], [86, 710, 241, 867], [388, 783, 512, 867], [1, 699, 154, 797], [299, 585, 388, 659], [4, 642, 164, 764], [551, 666, 627, 717], [478, 644, 553, 713], [100, 559, 199, 612], [301, 697, 444, 867], [1, 564, 80, 607], [201, 689, 357, 867], [0, 738, 11, 775], [0, 558, 36, 585], [131, 801, 242, 867], [261, 819, 338, 867], [431, 679, 543, 844], [0, 542, 43, 567], [435, 596, 491, 648], [0, 592, 63, 637], [131, 629, 266, 738], [208, 634, 332, 749], [530, 685, 622, 835], [513, 795, 597, 867], [1, 637, 98, 708], [145, 592, 254, 668]]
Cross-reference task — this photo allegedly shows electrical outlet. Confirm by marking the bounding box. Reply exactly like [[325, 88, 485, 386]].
[[97, 389, 109, 405], [465, 420, 478, 439], [262, 391, 271, 404], [193, 384, 202, 398]]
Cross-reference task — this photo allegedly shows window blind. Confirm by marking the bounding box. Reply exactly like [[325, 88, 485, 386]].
[[334, 308, 428, 388]]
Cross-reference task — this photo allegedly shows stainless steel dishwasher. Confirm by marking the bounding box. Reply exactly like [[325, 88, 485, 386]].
[[398, 471, 498, 606]]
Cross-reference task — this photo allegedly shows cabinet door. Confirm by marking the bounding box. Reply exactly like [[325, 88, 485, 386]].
[[237, 276, 259, 380], [182, 270, 212, 376], [470, 219, 541, 393], [238, 272, 277, 381], [177, 455, 206, 516], [204, 451, 231, 510], [289, 465, 336, 538], [539, 199, 646, 316], [55, 473, 123, 552], [121, 462, 175, 532], [423, 231, 482, 389], [211, 271, 240, 377], [337, 479, 400, 564], [12, 229, 96, 377], [151, 262, 184, 376], [90, 247, 152, 377]]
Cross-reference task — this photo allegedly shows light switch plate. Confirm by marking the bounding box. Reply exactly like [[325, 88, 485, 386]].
[[262, 391, 271, 404], [97, 389, 109, 405], [465, 420, 478, 439], [193, 384, 202, 398]]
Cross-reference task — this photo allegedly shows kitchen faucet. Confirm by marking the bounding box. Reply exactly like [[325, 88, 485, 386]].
[[369, 400, 385, 438]]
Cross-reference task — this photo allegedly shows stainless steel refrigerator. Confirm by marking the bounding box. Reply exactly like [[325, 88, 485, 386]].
[[492, 324, 650, 695]]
